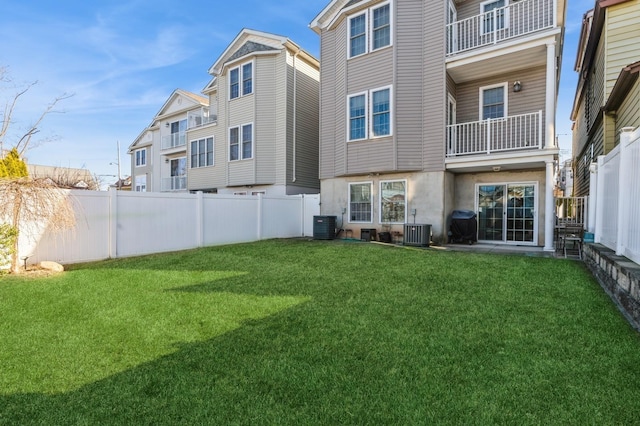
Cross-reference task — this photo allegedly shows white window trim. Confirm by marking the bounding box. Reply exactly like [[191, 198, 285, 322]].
[[347, 91, 368, 142], [369, 85, 393, 139], [135, 148, 147, 168], [346, 0, 393, 60], [379, 179, 407, 224], [480, 0, 510, 35], [478, 82, 508, 121], [348, 181, 374, 224], [228, 59, 254, 100], [370, 1, 393, 53], [347, 10, 368, 59], [228, 123, 254, 162], [189, 136, 214, 168]]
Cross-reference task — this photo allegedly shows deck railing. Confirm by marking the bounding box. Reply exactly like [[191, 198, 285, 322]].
[[446, 0, 555, 56], [161, 132, 186, 150], [446, 110, 543, 157], [161, 176, 187, 192]]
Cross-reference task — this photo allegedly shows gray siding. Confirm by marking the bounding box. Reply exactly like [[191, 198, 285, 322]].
[[456, 66, 546, 131], [255, 54, 278, 185], [319, 29, 337, 179], [420, 0, 446, 172], [287, 53, 320, 192]]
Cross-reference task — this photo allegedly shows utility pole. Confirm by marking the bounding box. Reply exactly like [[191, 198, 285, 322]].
[[110, 141, 122, 190]]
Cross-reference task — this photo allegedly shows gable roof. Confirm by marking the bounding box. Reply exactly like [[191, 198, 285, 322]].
[[128, 89, 208, 151], [309, 0, 365, 34], [207, 28, 318, 76]]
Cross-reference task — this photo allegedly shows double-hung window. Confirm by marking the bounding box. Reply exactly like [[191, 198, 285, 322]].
[[190, 137, 214, 168], [380, 180, 406, 223], [348, 1, 392, 58], [135, 148, 146, 167], [349, 93, 367, 141], [349, 182, 372, 223], [229, 124, 253, 161], [349, 13, 367, 57], [348, 86, 392, 141], [372, 4, 391, 50], [480, 83, 507, 120], [229, 61, 253, 99]]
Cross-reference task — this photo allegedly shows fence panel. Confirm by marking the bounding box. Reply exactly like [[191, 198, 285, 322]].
[[17, 190, 320, 267], [115, 191, 199, 257], [621, 128, 640, 264], [599, 146, 620, 251], [27, 191, 111, 265], [202, 195, 259, 246]]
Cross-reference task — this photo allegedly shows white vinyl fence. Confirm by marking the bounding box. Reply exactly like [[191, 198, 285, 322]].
[[18, 189, 320, 266], [592, 126, 640, 265]]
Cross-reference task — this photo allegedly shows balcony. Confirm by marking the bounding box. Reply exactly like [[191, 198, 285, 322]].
[[187, 108, 217, 129], [446, 0, 555, 56], [161, 132, 186, 150], [446, 111, 542, 157], [161, 176, 187, 192]]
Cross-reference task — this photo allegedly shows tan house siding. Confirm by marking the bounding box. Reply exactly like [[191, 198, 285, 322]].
[[187, 125, 222, 191], [615, 74, 640, 137], [605, 0, 640, 97], [288, 53, 320, 192], [255, 54, 279, 186], [420, 0, 446, 172], [395, 0, 427, 172], [319, 29, 337, 179]]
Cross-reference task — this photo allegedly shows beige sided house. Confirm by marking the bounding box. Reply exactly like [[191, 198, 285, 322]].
[[571, 0, 640, 197], [311, 0, 566, 249], [187, 29, 320, 195], [128, 89, 210, 192]]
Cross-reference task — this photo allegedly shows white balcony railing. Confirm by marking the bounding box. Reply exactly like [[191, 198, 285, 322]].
[[161, 132, 186, 150], [187, 108, 217, 129], [446, 110, 542, 157], [161, 176, 187, 192], [446, 0, 555, 56]]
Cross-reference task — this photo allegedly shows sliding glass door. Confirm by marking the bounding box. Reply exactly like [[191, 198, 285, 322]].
[[477, 183, 537, 244]]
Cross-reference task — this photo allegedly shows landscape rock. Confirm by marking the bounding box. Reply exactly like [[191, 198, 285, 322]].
[[39, 261, 64, 273]]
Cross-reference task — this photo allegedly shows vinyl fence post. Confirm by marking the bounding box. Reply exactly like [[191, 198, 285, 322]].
[[109, 186, 117, 259], [616, 128, 634, 256], [588, 162, 598, 233], [257, 193, 263, 241], [196, 191, 204, 248], [594, 155, 606, 244]]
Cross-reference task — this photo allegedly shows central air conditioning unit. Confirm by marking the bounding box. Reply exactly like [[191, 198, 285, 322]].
[[403, 224, 431, 247], [313, 215, 337, 240]]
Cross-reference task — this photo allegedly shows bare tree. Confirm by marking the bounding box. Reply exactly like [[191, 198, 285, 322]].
[[1, 66, 73, 155], [1, 67, 76, 273]]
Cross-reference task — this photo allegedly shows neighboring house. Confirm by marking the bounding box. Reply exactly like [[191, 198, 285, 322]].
[[310, 0, 566, 249], [27, 164, 98, 190], [111, 176, 132, 191], [570, 0, 640, 197], [188, 29, 320, 195], [128, 89, 210, 192], [556, 159, 574, 197], [129, 29, 320, 196]]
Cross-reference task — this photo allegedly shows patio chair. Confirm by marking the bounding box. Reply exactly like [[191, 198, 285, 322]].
[[559, 225, 583, 259]]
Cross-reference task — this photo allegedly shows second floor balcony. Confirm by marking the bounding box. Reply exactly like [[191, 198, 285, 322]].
[[446, 110, 543, 157], [161, 132, 186, 150], [446, 0, 555, 57], [188, 108, 217, 130]]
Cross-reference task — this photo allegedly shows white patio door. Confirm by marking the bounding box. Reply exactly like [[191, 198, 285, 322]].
[[477, 183, 537, 244]]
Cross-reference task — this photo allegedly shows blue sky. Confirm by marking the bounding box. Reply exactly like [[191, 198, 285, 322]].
[[1, 0, 583, 186]]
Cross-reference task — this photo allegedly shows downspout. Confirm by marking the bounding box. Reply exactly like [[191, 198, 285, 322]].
[[292, 50, 299, 183]]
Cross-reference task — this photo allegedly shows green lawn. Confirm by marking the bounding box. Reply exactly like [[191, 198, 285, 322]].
[[1, 239, 639, 425]]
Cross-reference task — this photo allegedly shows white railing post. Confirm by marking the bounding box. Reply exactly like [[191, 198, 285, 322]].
[[486, 119, 491, 154], [594, 155, 606, 244], [493, 9, 498, 44], [538, 110, 543, 149]]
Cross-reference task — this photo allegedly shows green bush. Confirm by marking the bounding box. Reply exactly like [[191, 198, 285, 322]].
[[0, 223, 18, 273]]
